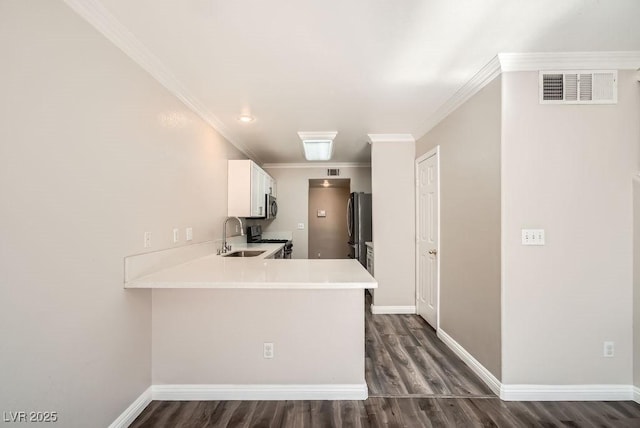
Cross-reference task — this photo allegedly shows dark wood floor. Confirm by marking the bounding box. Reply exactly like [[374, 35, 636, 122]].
[[364, 293, 492, 398], [132, 397, 640, 427], [131, 291, 640, 427]]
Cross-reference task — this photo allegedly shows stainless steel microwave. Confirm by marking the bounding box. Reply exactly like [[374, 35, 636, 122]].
[[265, 194, 278, 219]]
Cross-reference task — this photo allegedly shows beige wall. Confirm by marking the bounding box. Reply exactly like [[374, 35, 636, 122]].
[[152, 289, 364, 384], [370, 140, 416, 307], [634, 178, 640, 388], [415, 77, 502, 380], [0, 1, 244, 426], [501, 71, 639, 385], [308, 187, 350, 259], [263, 166, 371, 259]]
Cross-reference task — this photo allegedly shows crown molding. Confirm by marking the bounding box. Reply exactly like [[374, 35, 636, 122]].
[[419, 51, 640, 137], [261, 162, 371, 169], [498, 51, 640, 72], [63, 0, 261, 164], [419, 55, 502, 136], [367, 134, 415, 144]]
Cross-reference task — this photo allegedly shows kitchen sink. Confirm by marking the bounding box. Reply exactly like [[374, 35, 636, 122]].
[[222, 250, 266, 258]]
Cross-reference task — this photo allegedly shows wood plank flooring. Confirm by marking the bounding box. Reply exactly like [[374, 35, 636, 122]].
[[131, 291, 640, 427], [364, 293, 492, 397], [131, 397, 640, 427]]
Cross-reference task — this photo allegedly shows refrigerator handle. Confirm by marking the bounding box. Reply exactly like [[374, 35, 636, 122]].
[[346, 197, 352, 238]]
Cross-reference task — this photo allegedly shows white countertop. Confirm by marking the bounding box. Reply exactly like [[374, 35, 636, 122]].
[[125, 242, 377, 290]]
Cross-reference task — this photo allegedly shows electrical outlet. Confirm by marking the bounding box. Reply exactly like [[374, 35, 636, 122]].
[[172, 228, 179, 243], [186, 227, 193, 241], [144, 232, 151, 248], [297, 223, 305, 230], [521, 229, 545, 245], [603, 341, 614, 357], [263, 342, 274, 359]]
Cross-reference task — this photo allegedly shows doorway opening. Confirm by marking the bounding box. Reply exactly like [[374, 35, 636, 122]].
[[308, 178, 351, 259]]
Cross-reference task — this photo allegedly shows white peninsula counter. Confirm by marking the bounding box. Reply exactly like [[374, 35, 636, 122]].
[[126, 254, 376, 290], [124, 242, 377, 401]]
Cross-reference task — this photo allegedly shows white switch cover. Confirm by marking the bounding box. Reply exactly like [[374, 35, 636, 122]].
[[521, 229, 545, 245], [172, 228, 179, 243], [144, 232, 151, 248], [186, 227, 193, 241], [297, 223, 305, 230]]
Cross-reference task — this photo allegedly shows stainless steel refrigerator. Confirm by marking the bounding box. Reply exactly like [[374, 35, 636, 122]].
[[347, 192, 372, 266]]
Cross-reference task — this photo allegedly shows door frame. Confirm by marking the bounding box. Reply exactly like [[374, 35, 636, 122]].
[[415, 146, 441, 331]]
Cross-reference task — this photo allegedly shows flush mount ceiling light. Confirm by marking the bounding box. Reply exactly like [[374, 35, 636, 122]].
[[298, 131, 338, 161], [238, 114, 255, 123]]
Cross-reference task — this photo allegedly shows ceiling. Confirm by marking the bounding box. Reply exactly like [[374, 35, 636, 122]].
[[77, 0, 640, 163]]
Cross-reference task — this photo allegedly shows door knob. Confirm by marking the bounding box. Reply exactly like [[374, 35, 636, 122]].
[[428, 249, 437, 255]]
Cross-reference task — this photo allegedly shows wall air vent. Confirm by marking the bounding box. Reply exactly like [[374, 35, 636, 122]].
[[539, 70, 617, 104], [327, 168, 340, 176]]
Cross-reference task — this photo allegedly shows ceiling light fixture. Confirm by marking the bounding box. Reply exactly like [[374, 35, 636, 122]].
[[298, 131, 338, 161], [238, 114, 255, 123]]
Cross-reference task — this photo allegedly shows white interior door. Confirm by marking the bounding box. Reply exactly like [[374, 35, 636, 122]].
[[416, 151, 439, 329]]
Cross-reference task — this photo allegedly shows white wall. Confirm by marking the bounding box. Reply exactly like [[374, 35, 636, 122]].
[[501, 70, 639, 385], [415, 77, 502, 379], [263, 166, 371, 259], [370, 140, 416, 308], [152, 289, 364, 385], [0, 1, 244, 426]]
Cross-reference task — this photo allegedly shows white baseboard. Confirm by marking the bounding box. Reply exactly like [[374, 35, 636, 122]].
[[370, 305, 416, 314], [437, 329, 502, 396], [436, 329, 637, 402], [500, 384, 634, 401], [108, 386, 152, 428], [151, 383, 368, 401]]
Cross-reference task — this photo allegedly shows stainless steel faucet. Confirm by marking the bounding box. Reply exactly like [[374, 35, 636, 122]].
[[222, 216, 244, 253]]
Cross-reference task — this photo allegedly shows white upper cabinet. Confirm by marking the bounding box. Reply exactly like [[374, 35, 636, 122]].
[[250, 162, 266, 217], [267, 174, 277, 198], [228, 160, 275, 218]]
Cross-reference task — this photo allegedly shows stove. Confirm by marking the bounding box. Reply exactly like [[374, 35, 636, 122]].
[[257, 238, 290, 244], [246, 225, 293, 259]]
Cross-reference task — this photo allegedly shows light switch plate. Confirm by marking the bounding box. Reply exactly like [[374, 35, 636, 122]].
[[522, 229, 545, 245], [185, 227, 193, 241], [297, 223, 305, 230]]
